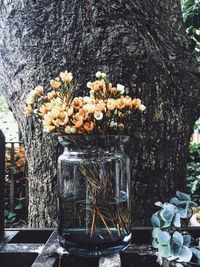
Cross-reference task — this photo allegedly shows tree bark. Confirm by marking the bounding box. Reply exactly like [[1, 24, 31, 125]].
[[0, 0, 199, 226]]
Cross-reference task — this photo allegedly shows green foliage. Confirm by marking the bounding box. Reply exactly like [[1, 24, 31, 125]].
[[0, 94, 9, 113], [186, 143, 200, 204], [180, 0, 200, 57], [152, 191, 200, 265]]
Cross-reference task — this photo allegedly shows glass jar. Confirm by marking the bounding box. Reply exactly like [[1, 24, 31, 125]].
[[57, 135, 131, 256]]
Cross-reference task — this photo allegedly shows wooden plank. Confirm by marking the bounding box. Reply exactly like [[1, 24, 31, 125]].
[[0, 243, 44, 253], [0, 230, 19, 250], [31, 231, 59, 267], [0, 130, 5, 239], [99, 254, 121, 267]]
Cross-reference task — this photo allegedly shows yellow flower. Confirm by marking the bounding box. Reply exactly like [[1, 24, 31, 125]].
[[107, 99, 116, 111]]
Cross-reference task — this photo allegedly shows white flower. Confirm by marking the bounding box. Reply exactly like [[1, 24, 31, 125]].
[[95, 71, 102, 78], [83, 96, 91, 103], [138, 104, 146, 112], [110, 121, 117, 128], [60, 70, 73, 83], [83, 104, 96, 113], [30, 90, 36, 96], [26, 95, 35, 105], [64, 125, 71, 134], [117, 84, 125, 94], [87, 82, 92, 89], [70, 127, 77, 134], [90, 90, 95, 98], [94, 111, 103, 120], [101, 72, 107, 79], [95, 71, 107, 79]]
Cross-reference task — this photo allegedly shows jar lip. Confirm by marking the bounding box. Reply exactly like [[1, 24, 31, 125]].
[[58, 134, 129, 146]]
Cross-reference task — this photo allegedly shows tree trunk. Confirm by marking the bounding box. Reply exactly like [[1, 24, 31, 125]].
[[0, 0, 199, 226]]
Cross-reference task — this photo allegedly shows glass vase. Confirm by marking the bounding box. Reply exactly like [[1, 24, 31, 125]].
[[57, 135, 131, 256]]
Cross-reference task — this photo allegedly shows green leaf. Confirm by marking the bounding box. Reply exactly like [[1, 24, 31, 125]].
[[15, 204, 23, 210], [8, 212, 16, 220]]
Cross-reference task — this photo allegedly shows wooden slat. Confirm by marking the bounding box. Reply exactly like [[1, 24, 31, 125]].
[[0, 230, 19, 250], [0, 243, 44, 253], [31, 231, 59, 267]]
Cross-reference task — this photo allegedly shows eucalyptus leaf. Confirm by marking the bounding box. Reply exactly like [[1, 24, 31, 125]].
[[158, 244, 171, 258], [172, 231, 183, 246], [176, 191, 191, 202], [155, 201, 163, 207], [170, 197, 180, 206], [173, 213, 181, 228], [177, 246, 193, 263], [183, 235, 191, 247], [157, 231, 171, 246], [151, 214, 161, 227], [152, 227, 161, 238], [152, 238, 159, 249]]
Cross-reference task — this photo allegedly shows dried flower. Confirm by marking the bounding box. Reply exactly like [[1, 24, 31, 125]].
[[24, 70, 146, 135]]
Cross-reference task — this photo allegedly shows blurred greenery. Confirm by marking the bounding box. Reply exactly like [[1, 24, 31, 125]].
[[186, 143, 200, 204], [0, 93, 9, 113], [181, 0, 200, 58]]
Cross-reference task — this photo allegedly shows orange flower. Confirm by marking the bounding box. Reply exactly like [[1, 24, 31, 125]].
[[123, 96, 132, 107], [116, 99, 125, 109], [84, 121, 94, 132], [132, 98, 141, 109], [72, 116, 84, 128], [107, 99, 116, 110], [39, 105, 49, 115], [47, 91, 57, 99], [96, 100, 106, 112], [72, 97, 83, 109], [77, 127, 85, 134], [35, 86, 44, 95], [23, 105, 33, 115], [109, 87, 118, 95], [66, 106, 74, 116], [50, 79, 60, 89]]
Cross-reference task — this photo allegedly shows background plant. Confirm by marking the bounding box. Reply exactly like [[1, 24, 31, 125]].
[[186, 143, 200, 204], [5, 145, 27, 227], [181, 0, 200, 59], [151, 191, 200, 266]]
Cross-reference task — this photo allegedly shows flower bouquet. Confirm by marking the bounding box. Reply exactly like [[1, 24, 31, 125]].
[[24, 70, 146, 256]]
